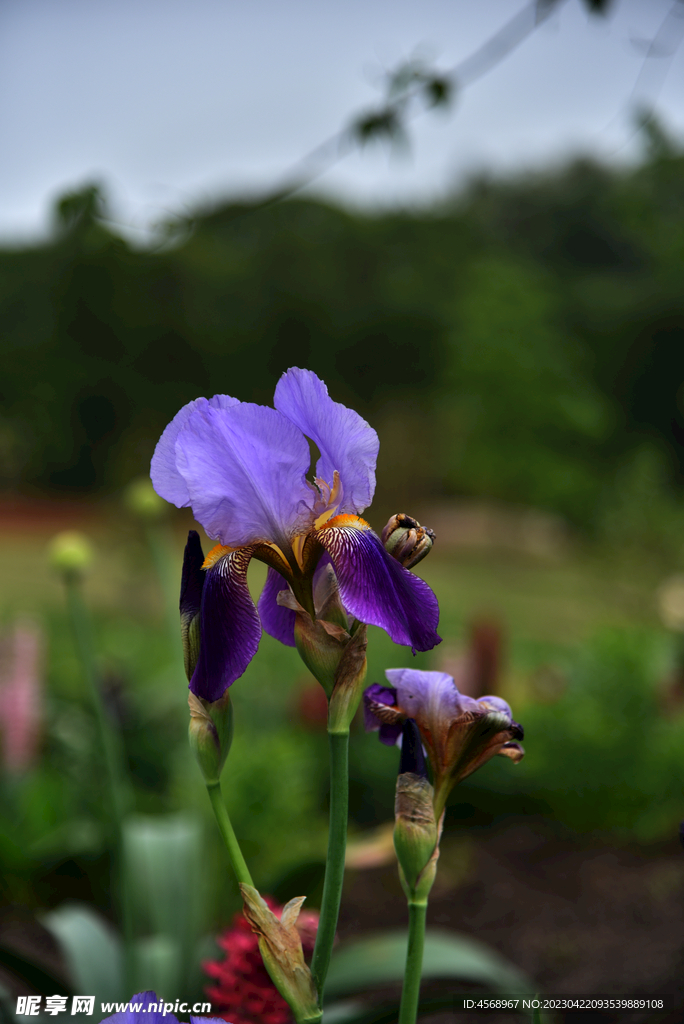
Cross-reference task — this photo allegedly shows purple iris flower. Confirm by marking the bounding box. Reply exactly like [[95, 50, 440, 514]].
[[98, 991, 216, 1024], [151, 368, 440, 701], [364, 668, 524, 816]]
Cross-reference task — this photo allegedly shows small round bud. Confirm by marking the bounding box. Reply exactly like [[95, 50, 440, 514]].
[[48, 531, 94, 578], [381, 513, 435, 570], [123, 477, 167, 520]]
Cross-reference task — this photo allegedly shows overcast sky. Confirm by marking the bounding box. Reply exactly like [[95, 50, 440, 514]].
[[1, 0, 682, 242]]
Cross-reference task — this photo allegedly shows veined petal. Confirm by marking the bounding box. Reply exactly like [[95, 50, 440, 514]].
[[317, 516, 441, 652], [274, 368, 379, 515], [175, 401, 315, 547], [151, 395, 239, 507], [258, 567, 296, 647], [385, 668, 476, 723], [191, 546, 262, 701], [363, 682, 403, 746]]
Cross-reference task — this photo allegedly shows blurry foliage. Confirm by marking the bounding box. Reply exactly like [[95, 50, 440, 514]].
[[2, 130, 684, 559]]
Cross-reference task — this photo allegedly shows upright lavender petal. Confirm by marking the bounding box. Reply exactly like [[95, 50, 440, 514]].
[[274, 368, 379, 515], [151, 395, 239, 507], [258, 567, 296, 647], [191, 548, 262, 701], [385, 668, 475, 722], [317, 517, 441, 652], [175, 401, 315, 547]]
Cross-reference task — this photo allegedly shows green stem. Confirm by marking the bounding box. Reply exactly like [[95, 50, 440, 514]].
[[64, 576, 135, 989], [206, 782, 254, 888], [398, 900, 428, 1024], [311, 728, 349, 1004]]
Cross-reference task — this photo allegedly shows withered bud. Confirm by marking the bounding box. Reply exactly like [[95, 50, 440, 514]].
[[381, 514, 435, 569], [240, 884, 320, 1023]]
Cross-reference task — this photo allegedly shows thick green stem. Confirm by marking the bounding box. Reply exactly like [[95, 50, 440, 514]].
[[206, 782, 254, 888], [398, 900, 428, 1024], [311, 728, 349, 1004], [64, 577, 135, 989]]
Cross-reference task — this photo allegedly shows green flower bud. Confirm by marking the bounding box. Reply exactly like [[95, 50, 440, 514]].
[[48, 531, 94, 578], [123, 476, 167, 520], [393, 720, 438, 898], [188, 690, 233, 785], [381, 513, 435, 569], [394, 773, 438, 899]]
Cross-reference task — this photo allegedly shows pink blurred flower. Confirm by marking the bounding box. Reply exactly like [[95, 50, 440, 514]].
[[0, 620, 43, 772]]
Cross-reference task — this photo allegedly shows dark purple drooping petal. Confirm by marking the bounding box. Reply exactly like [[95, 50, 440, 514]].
[[179, 530, 206, 682], [257, 567, 296, 647], [363, 683, 403, 746], [180, 530, 205, 621], [318, 518, 441, 653], [274, 368, 379, 515], [399, 719, 429, 779], [190, 547, 262, 702]]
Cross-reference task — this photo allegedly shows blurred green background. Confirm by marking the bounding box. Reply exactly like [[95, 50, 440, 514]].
[[2, 121, 684, 1003]]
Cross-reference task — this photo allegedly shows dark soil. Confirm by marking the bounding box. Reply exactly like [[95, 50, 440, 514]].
[[337, 817, 684, 1024]]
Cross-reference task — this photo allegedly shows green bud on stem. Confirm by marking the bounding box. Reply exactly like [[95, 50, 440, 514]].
[[394, 773, 439, 899], [188, 690, 233, 785], [48, 531, 94, 580]]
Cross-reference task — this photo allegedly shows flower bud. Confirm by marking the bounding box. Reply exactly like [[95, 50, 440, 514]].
[[180, 531, 205, 683], [393, 720, 438, 899], [48, 531, 94, 579], [381, 514, 435, 569], [188, 689, 233, 785], [123, 476, 167, 520]]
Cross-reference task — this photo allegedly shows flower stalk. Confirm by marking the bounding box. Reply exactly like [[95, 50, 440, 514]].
[[51, 539, 135, 992]]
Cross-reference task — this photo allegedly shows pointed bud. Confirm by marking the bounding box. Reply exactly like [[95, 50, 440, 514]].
[[239, 884, 321, 1024], [327, 625, 368, 733], [381, 514, 435, 569], [394, 720, 439, 899], [180, 531, 205, 683], [188, 690, 233, 785]]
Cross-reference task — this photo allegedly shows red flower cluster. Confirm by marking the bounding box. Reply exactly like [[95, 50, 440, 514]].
[[204, 898, 319, 1024]]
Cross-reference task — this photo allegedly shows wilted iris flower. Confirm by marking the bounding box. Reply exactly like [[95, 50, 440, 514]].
[[364, 668, 524, 816], [152, 368, 440, 701]]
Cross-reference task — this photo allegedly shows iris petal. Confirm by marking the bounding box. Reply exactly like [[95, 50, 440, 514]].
[[258, 567, 296, 647], [274, 368, 379, 515], [385, 668, 474, 722], [151, 395, 239, 507], [317, 517, 441, 652], [190, 547, 262, 701], [175, 401, 315, 547]]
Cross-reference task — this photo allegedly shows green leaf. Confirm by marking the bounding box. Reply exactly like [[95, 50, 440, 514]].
[[42, 903, 123, 1003], [122, 814, 203, 996], [324, 929, 531, 1001]]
